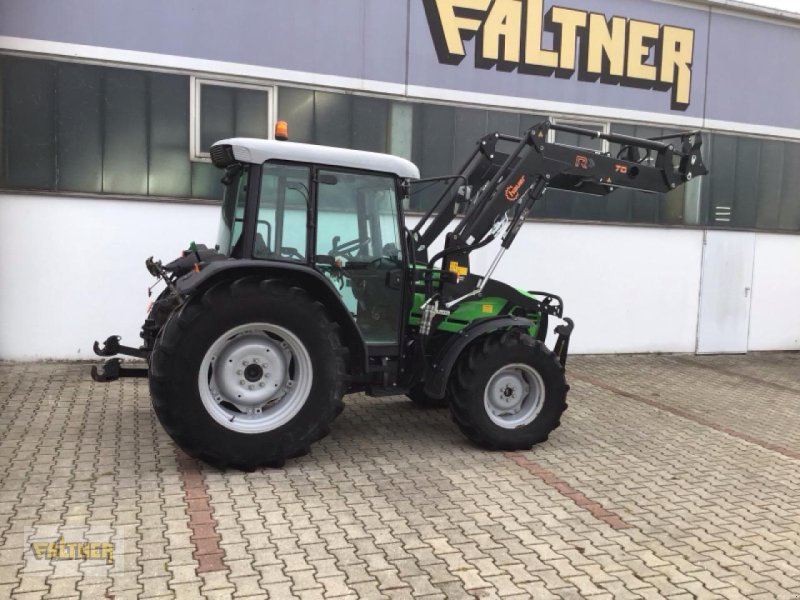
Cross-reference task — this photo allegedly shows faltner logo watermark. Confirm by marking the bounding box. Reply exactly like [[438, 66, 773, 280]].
[[30, 536, 114, 563], [21, 525, 132, 582], [423, 0, 695, 110]]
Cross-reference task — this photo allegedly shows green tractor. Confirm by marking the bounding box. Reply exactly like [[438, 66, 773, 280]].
[[92, 119, 707, 470]]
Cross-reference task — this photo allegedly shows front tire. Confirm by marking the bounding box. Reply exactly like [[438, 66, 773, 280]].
[[149, 277, 345, 470], [449, 330, 568, 450]]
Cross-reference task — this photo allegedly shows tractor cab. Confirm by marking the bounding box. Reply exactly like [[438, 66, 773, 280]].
[[211, 136, 419, 348]]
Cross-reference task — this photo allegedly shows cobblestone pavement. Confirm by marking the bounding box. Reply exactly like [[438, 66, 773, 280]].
[[1, 353, 799, 599]]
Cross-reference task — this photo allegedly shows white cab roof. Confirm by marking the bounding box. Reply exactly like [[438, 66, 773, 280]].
[[215, 138, 420, 180]]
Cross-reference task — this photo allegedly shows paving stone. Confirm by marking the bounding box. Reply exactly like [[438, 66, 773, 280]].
[[1, 356, 799, 599]]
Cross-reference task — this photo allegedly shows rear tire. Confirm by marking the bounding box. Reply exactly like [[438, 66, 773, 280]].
[[449, 330, 568, 451], [407, 383, 448, 409], [149, 277, 345, 470]]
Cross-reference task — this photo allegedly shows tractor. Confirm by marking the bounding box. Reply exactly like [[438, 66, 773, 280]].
[[92, 119, 707, 470]]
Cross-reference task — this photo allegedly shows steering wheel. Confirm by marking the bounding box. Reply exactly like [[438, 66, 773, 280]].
[[331, 235, 371, 259], [279, 246, 304, 261]]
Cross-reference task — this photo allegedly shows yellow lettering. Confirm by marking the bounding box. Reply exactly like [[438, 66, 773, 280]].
[[586, 13, 626, 77], [524, 0, 558, 68], [425, 0, 694, 108], [660, 25, 694, 106], [101, 543, 114, 564], [31, 542, 49, 560], [549, 7, 587, 71], [433, 0, 492, 58], [481, 0, 522, 63], [627, 19, 660, 81]]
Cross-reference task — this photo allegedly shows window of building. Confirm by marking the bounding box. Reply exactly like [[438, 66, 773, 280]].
[[409, 103, 549, 184], [0, 55, 224, 200], [276, 87, 390, 153], [2, 53, 799, 234], [550, 119, 609, 153], [703, 133, 800, 231], [191, 77, 273, 160]]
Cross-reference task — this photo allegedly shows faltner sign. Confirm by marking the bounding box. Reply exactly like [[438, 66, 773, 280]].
[[423, 0, 695, 110]]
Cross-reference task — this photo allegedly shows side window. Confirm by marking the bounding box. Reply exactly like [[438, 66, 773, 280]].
[[254, 163, 309, 261], [315, 171, 402, 261], [315, 170, 403, 344]]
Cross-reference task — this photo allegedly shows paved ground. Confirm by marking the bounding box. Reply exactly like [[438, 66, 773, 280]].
[[1, 353, 799, 600]]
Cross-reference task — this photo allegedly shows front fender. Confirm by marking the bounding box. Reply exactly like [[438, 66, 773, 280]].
[[423, 315, 534, 399]]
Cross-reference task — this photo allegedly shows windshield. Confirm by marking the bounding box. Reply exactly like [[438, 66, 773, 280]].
[[216, 165, 248, 255]]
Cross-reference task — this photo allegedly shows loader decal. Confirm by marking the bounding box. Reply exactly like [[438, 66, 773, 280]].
[[505, 175, 526, 201], [423, 0, 695, 110]]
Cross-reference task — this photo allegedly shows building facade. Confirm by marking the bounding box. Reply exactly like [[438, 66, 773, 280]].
[[1, 0, 799, 358]]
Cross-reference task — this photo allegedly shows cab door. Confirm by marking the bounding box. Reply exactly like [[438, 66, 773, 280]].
[[314, 169, 405, 346]]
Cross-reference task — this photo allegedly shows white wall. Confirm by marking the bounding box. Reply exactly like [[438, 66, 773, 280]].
[[1, 193, 798, 359], [0, 193, 219, 359], [748, 233, 800, 351], [467, 222, 705, 354]]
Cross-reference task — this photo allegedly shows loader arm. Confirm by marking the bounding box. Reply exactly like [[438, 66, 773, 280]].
[[412, 119, 708, 309]]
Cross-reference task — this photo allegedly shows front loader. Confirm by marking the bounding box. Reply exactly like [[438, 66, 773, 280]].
[[92, 119, 707, 470]]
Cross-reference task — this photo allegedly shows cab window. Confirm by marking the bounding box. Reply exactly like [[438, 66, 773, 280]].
[[254, 162, 310, 261]]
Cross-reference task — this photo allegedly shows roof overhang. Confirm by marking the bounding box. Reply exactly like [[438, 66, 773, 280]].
[[212, 138, 421, 180]]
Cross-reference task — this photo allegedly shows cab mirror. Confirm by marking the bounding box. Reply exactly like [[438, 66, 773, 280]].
[[318, 174, 338, 185]]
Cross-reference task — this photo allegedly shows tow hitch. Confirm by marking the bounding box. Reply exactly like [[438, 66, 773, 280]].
[[91, 357, 148, 382], [93, 335, 148, 359], [90, 335, 149, 382]]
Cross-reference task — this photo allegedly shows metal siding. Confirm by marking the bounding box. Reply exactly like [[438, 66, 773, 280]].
[[705, 11, 800, 131], [0, 0, 798, 131], [0, 0, 409, 84]]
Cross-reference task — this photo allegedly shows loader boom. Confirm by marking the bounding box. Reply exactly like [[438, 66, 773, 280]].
[[412, 119, 708, 307]]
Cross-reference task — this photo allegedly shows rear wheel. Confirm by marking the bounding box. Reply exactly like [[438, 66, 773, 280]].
[[149, 277, 345, 470], [449, 330, 568, 450]]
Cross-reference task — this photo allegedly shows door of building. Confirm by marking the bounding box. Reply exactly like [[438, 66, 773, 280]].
[[696, 230, 756, 354]]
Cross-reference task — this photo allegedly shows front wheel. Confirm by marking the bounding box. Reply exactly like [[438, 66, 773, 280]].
[[449, 330, 568, 450], [149, 277, 346, 470]]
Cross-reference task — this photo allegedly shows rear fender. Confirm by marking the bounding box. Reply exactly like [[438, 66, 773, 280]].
[[423, 315, 534, 399], [175, 260, 367, 376]]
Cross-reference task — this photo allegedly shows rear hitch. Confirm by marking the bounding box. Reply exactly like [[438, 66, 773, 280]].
[[91, 358, 148, 382], [93, 335, 148, 359]]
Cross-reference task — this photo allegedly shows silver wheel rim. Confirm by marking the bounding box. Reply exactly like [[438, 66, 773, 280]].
[[197, 322, 313, 434], [483, 363, 545, 429]]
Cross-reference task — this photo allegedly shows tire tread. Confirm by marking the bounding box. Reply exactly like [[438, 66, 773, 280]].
[[149, 278, 345, 470]]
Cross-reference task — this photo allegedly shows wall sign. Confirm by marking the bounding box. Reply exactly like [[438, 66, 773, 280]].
[[424, 0, 695, 110]]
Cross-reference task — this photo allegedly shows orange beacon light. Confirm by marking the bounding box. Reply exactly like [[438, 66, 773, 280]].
[[275, 120, 289, 141]]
